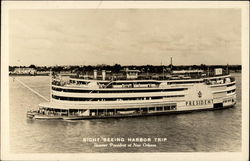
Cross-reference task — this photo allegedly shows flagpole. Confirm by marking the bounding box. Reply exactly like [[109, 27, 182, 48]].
[[50, 69, 52, 102], [162, 65, 165, 79]]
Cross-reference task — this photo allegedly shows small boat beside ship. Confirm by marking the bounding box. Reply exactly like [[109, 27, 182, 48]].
[[27, 67, 236, 120]]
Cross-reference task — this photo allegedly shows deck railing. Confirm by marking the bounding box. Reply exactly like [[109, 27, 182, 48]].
[[51, 71, 232, 87]]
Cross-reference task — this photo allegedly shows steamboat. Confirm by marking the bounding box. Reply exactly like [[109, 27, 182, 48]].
[[27, 67, 236, 120]]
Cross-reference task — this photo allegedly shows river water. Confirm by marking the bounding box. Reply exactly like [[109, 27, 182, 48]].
[[9, 73, 241, 153]]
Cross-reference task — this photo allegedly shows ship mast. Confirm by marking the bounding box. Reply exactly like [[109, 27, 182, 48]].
[[227, 64, 229, 74], [50, 69, 52, 102], [161, 61, 165, 79], [170, 57, 173, 72]]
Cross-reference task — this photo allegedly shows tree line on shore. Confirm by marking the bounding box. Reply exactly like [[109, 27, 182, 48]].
[[9, 64, 241, 73]]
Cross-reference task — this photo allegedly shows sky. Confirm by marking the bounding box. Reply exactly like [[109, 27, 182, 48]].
[[9, 9, 241, 66]]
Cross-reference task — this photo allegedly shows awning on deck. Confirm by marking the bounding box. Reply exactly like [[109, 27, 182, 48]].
[[38, 102, 83, 110]]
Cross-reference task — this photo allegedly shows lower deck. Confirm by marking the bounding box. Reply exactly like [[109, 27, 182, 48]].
[[27, 102, 236, 120]]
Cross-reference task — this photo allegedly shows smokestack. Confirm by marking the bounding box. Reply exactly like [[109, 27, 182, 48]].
[[93, 70, 97, 79], [170, 57, 172, 66], [102, 70, 106, 80]]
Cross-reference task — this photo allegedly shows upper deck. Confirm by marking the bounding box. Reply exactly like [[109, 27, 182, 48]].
[[51, 68, 235, 90]]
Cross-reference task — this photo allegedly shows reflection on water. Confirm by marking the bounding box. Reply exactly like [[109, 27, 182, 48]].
[[9, 73, 241, 153]]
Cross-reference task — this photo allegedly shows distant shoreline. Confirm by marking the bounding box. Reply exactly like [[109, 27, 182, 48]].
[[9, 74, 49, 76], [9, 71, 242, 77]]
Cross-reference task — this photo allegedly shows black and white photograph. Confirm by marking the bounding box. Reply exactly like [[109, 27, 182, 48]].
[[1, 1, 249, 161]]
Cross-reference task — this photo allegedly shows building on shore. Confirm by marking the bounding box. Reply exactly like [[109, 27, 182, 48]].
[[10, 67, 37, 75]]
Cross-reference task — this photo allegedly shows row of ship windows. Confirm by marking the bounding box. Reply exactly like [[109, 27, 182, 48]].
[[227, 89, 236, 94], [223, 98, 235, 103], [52, 95, 184, 101], [88, 105, 177, 116], [167, 81, 203, 84], [69, 81, 161, 85], [147, 106, 177, 111], [52, 87, 187, 93], [90, 106, 177, 113], [53, 79, 234, 87], [66, 80, 203, 85]]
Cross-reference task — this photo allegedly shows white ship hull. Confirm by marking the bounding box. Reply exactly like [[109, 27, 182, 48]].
[[27, 72, 237, 120]]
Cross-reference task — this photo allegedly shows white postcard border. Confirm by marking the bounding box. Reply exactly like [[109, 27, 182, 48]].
[[1, 1, 249, 161]]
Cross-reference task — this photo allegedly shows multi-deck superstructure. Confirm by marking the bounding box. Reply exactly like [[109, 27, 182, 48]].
[[27, 68, 236, 120]]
